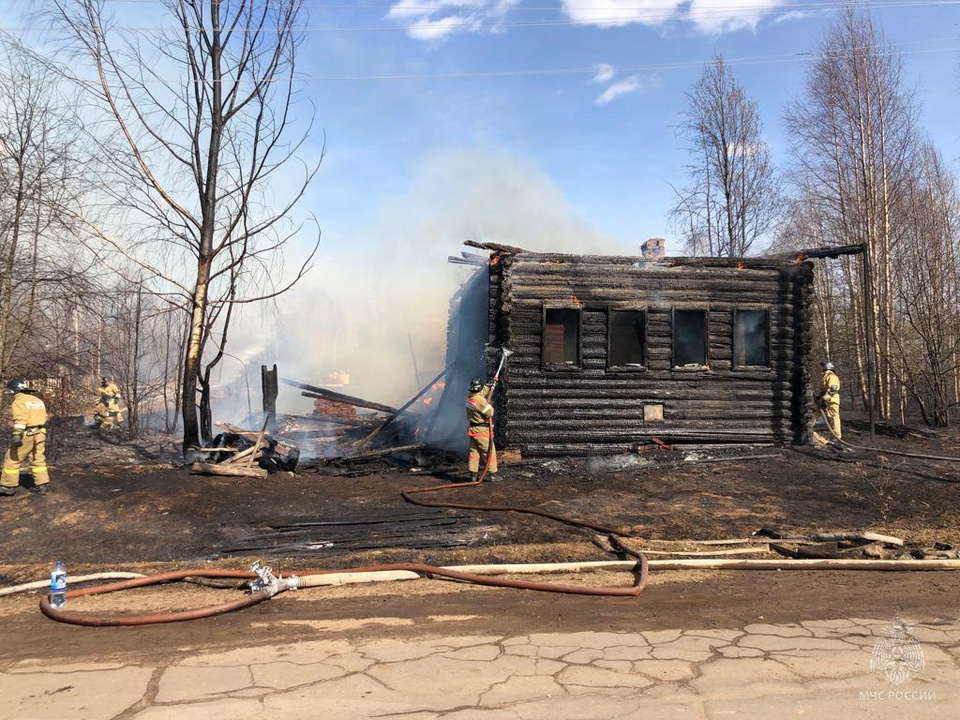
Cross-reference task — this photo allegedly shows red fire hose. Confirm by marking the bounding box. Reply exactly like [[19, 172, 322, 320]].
[[39, 569, 263, 627], [39, 558, 648, 627]]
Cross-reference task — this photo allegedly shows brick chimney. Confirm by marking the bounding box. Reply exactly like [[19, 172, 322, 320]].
[[641, 238, 666, 261]]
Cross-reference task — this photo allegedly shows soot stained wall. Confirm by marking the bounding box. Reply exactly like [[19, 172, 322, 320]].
[[487, 253, 814, 456]]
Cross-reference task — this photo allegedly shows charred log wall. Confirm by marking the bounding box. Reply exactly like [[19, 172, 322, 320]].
[[490, 254, 814, 456]]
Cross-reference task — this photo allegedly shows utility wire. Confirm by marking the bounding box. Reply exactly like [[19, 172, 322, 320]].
[[6, 0, 960, 32], [45, 37, 960, 85]]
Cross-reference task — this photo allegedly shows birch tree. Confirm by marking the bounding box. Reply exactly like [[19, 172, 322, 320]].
[[52, 0, 321, 452], [671, 53, 779, 257], [890, 143, 960, 425], [0, 38, 92, 381], [784, 7, 917, 420]]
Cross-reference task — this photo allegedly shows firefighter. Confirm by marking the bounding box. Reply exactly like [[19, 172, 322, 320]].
[[811, 360, 842, 445], [94, 377, 123, 430], [1, 378, 50, 496], [465, 376, 498, 482]]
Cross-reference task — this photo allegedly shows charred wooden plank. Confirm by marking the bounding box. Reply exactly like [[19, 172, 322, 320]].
[[283, 378, 399, 414]]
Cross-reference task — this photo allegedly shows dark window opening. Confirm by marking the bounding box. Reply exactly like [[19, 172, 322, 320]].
[[735, 309, 770, 367], [543, 308, 580, 365], [609, 310, 646, 367], [673, 309, 708, 367]]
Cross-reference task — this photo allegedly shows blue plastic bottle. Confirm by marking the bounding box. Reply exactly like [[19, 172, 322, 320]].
[[50, 560, 67, 609]]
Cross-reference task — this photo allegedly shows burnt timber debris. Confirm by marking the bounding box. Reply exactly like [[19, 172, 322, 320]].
[[460, 240, 816, 456], [215, 507, 486, 557]]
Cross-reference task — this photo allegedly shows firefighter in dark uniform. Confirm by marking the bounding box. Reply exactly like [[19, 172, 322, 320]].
[[465, 376, 498, 482], [2, 378, 50, 496]]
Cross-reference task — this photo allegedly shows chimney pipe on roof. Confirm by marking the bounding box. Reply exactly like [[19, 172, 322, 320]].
[[641, 238, 666, 260]]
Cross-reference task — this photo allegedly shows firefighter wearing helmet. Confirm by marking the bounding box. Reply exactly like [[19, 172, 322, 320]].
[[1, 378, 50, 496], [811, 360, 842, 445], [94, 377, 124, 430], [465, 376, 498, 482]]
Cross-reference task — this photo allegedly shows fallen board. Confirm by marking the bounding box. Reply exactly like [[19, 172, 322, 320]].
[[190, 462, 268, 479]]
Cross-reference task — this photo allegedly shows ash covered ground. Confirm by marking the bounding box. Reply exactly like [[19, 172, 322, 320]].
[[1, 418, 958, 577]]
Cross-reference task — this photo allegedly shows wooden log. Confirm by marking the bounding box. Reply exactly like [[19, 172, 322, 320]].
[[277, 413, 370, 428], [814, 531, 905, 547], [326, 443, 428, 463], [290, 386, 399, 414], [190, 462, 268, 479]]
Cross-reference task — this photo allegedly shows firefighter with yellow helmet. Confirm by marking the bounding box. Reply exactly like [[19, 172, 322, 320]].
[[1, 378, 50, 496], [94, 377, 124, 430], [811, 360, 842, 445], [465, 376, 498, 482]]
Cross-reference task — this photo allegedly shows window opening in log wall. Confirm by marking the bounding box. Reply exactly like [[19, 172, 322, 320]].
[[608, 310, 646, 368], [543, 308, 580, 366], [734, 309, 770, 367], [672, 309, 708, 367]]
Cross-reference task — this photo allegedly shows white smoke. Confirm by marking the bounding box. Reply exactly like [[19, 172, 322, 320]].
[[229, 145, 623, 417]]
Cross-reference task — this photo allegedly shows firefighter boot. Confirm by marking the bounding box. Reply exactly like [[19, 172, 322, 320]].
[[0, 486, 16, 497], [469, 472, 478, 483]]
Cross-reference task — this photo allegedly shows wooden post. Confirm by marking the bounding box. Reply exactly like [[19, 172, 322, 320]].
[[261, 364, 278, 434], [861, 245, 876, 440]]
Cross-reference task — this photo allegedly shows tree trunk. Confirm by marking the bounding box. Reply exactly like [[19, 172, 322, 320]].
[[181, 258, 211, 453]]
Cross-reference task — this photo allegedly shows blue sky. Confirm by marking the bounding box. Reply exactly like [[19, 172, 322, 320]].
[[294, 0, 960, 256]]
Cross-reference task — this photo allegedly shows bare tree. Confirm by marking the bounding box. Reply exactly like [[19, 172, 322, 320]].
[[888, 143, 960, 425], [51, 0, 322, 453], [670, 53, 779, 257], [0, 37, 91, 381], [784, 7, 918, 420]]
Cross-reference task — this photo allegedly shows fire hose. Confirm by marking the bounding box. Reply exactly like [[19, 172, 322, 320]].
[[28, 554, 960, 627], [37, 557, 649, 627], [814, 400, 960, 466]]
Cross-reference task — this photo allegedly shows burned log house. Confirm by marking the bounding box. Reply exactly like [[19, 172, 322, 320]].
[[476, 241, 814, 456]]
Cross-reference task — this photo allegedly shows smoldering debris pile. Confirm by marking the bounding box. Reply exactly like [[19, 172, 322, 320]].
[[193, 375, 459, 477]]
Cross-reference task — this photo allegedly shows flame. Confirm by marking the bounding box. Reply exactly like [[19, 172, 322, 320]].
[[796, 254, 804, 264], [490, 254, 502, 266], [569, 295, 581, 305], [422, 397, 434, 405], [736, 262, 745, 270]]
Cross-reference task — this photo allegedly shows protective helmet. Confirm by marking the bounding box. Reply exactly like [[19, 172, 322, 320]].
[[469, 377, 483, 392], [101, 377, 108, 386], [821, 361, 835, 371], [5, 378, 27, 393]]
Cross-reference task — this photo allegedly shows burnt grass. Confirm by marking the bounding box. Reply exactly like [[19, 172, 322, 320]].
[[2, 421, 960, 582]]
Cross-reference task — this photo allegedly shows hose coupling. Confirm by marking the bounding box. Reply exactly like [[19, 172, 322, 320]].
[[247, 561, 281, 596], [282, 575, 300, 592]]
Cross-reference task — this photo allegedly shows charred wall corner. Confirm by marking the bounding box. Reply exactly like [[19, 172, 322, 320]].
[[469, 246, 815, 457]]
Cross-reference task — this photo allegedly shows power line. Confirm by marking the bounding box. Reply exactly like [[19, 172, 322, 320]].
[[301, 44, 960, 80], [7, 0, 960, 32], [49, 39, 960, 85]]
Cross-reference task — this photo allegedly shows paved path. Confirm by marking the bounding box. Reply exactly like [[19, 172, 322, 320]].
[[2, 615, 956, 719]]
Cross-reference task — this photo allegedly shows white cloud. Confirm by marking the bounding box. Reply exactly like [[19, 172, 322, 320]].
[[563, 0, 796, 35], [592, 63, 616, 84], [685, 0, 785, 35], [774, 10, 817, 24], [594, 74, 659, 105], [562, 0, 685, 28], [387, 0, 521, 41]]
